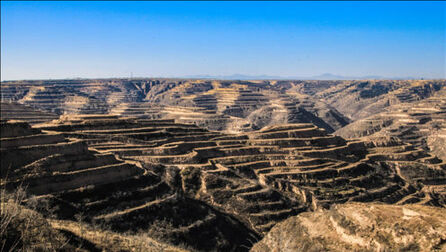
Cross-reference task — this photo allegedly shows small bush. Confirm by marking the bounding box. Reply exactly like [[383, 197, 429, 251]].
[[1, 187, 69, 251], [180, 167, 201, 196]]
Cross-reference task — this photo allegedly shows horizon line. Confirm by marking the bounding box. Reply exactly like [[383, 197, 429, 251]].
[[2, 76, 445, 82]]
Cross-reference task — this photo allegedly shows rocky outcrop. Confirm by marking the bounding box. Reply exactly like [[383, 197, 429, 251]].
[[251, 203, 446, 252]]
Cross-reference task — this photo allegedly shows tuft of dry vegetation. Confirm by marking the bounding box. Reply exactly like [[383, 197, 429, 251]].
[[50, 219, 190, 252], [0, 186, 190, 252], [0, 187, 71, 251]]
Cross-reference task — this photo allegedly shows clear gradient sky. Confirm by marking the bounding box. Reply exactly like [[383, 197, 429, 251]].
[[1, 1, 445, 80]]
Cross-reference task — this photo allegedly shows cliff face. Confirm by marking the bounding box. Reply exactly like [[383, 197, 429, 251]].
[[251, 203, 446, 252]]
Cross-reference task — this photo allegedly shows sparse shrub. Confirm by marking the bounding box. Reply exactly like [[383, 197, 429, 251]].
[[180, 167, 201, 197], [146, 218, 175, 239], [0, 187, 69, 251]]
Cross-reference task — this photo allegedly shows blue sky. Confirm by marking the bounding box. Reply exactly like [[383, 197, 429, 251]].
[[1, 1, 445, 80]]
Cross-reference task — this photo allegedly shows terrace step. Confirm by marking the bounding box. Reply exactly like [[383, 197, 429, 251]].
[[244, 200, 287, 213], [231, 184, 263, 194], [56, 174, 161, 204], [93, 194, 177, 221], [12, 162, 144, 195], [237, 188, 277, 201], [84, 181, 171, 216], [249, 207, 306, 227], [0, 133, 66, 148]]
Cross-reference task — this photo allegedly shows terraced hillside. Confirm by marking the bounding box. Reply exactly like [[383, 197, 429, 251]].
[[2, 114, 446, 250], [0, 102, 59, 124], [1, 79, 351, 132], [0, 119, 259, 251], [287, 79, 446, 121], [2, 78, 446, 251], [2, 78, 445, 132], [1, 120, 144, 196], [36, 116, 416, 209], [2, 79, 445, 132], [336, 89, 446, 161]]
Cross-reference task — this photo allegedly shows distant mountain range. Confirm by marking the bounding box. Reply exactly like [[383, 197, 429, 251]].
[[182, 73, 427, 80]]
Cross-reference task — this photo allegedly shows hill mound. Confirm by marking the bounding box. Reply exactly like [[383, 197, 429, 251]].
[[251, 203, 446, 252]]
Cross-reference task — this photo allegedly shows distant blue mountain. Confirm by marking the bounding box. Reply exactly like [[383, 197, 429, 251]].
[[181, 73, 423, 80], [183, 74, 283, 80]]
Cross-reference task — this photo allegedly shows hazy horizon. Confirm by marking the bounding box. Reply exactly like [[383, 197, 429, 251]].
[[1, 1, 445, 81]]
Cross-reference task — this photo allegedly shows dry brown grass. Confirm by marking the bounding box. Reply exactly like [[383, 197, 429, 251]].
[[50, 219, 190, 252], [0, 186, 190, 252], [0, 187, 70, 251]]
